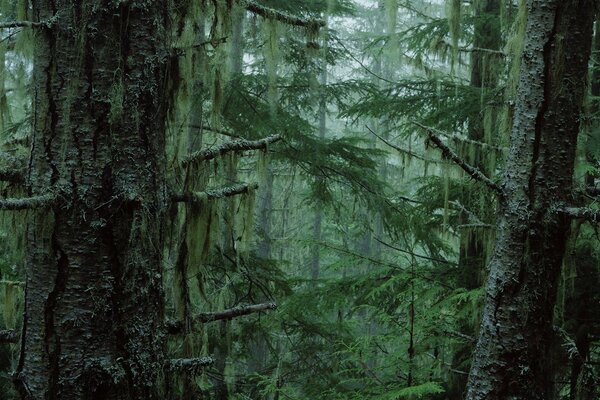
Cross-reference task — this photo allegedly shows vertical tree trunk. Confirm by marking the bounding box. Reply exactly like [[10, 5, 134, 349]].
[[17, 2, 169, 399], [466, 1, 595, 399]]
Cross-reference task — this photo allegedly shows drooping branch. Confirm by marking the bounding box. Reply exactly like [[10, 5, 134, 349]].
[[241, 0, 326, 29], [166, 357, 215, 373], [197, 302, 277, 323], [0, 194, 55, 210], [413, 122, 503, 195], [562, 206, 600, 223], [166, 302, 277, 334], [0, 330, 19, 344], [172, 183, 259, 204], [182, 135, 281, 166]]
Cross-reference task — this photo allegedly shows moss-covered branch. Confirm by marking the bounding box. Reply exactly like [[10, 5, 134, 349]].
[[0, 17, 55, 29], [241, 1, 326, 28], [0, 329, 19, 343], [413, 122, 502, 195], [0, 152, 26, 184], [172, 183, 259, 204], [182, 135, 281, 166], [562, 206, 600, 223], [166, 357, 215, 373], [0, 194, 55, 210], [166, 302, 277, 334]]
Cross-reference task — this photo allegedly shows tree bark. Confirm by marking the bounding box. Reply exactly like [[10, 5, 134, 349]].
[[465, 1, 595, 399], [17, 2, 169, 399]]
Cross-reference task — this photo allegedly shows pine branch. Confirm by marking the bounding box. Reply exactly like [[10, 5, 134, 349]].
[[167, 357, 215, 373], [0, 330, 19, 344], [562, 206, 600, 223], [197, 302, 277, 323], [241, 1, 326, 28], [0, 194, 55, 210], [182, 135, 281, 166], [172, 183, 259, 204], [166, 302, 277, 334], [413, 122, 502, 195]]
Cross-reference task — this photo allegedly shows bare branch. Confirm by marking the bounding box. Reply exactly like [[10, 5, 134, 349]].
[[172, 183, 259, 204], [366, 126, 448, 164], [166, 302, 277, 334], [413, 122, 502, 195], [241, 0, 326, 28], [167, 357, 215, 373], [197, 302, 277, 323], [562, 206, 600, 223], [416, 124, 506, 152], [182, 135, 281, 166], [0, 194, 55, 210], [0, 330, 19, 344]]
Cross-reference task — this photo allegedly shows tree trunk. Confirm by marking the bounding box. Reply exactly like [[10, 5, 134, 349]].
[[17, 2, 169, 399], [465, 1, 595, 399]]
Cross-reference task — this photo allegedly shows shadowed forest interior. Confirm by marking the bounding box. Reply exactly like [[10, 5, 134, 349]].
[[0, 0, 599, 399]]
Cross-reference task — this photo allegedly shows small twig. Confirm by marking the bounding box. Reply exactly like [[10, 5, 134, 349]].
[[182, 135, 281, 166], [0, 194, 55, 211], [413, 122, 502, 195], [242, 0, 326, 29]]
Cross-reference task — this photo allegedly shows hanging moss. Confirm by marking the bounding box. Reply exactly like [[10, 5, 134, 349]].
[[263, 19, 280, 116], [446, 0, 461, 69]]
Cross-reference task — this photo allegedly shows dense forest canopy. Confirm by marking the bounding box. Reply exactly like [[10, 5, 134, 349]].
[[0, 0, 598, 399]]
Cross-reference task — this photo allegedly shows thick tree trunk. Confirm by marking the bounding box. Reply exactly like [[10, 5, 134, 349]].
[[465, 1, 595, 399], [17, 2, 169, 399]]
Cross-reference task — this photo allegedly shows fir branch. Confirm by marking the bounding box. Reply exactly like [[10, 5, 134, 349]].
[[182, 135, 281, 166], [172, 183, 259, 204], [241, 1, 326, 28], [0, 330, 19, 344], [196, 302, 277, 323], [562, 206, 600, 223], [166, 357, 215, 373], [0, 194, 55, 210], [413, 122, 502, 195]]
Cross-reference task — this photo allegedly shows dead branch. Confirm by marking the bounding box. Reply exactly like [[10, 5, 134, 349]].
[[182, 135, 281, 166], [241, 0, 326, 28], [0, 194, 55, 210], [166, 302, 277, 334], [197, 302, 277, 323], [413, 122, 503, 195], [172, 183, 259, 204]]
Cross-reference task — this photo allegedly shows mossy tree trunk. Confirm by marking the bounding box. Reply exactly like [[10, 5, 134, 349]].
[[465, 1, 595, 399], [17, 2, 169, 399]]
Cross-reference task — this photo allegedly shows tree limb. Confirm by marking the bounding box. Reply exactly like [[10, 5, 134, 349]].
[[562, 206, 600, 223], [172, 183, 259, 204], [197, 302, 277, 323], [166, 302, 277, 334], [0, 152, 26, 184], [366, 126, 449, 164], [0, 194, 55, 210], [182, 135, 281, 166], [0, 330, 19, 344], [166, 357, 215, 373], [241, 0, 326, 28], [413, 122, 502, 195]]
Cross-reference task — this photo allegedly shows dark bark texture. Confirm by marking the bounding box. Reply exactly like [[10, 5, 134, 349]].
[[465, 1, 595, 399], [17, 2, 170, 399]]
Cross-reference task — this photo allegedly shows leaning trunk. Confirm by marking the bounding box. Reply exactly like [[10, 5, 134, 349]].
[[17, 2, 169, 398], [466, 1, 595, 399]]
